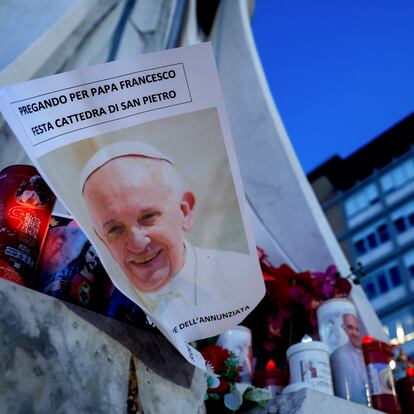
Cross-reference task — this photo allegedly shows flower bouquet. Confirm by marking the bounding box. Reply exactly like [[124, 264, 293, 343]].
[[243, 248, 357, 371], [199, 344, 271, 413]]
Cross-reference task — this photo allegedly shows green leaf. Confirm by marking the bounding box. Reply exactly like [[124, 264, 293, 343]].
[[258, 399, 270, 408], [208, 393, 220, 400], [234, 382, 252, 396], [244, 387, 272, 403]]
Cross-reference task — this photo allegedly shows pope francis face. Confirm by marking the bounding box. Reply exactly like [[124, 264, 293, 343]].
[[342, 314, 361, 348], [83, 156, 195, 293]]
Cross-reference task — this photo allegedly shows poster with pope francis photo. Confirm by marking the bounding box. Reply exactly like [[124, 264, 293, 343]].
[[0, 44, 265, 367]]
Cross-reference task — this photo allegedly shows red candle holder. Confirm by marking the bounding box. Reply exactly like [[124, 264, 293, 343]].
[[0, 165, 55, 287], [253, 359, 288, 398], [361, 336, 401, 414]]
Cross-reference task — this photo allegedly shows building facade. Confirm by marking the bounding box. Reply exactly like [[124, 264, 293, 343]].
[[308, 113, 414, 355]]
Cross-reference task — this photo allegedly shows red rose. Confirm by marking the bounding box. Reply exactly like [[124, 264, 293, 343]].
[[201, 345, 231, 373], [201, 345, 233, 394]]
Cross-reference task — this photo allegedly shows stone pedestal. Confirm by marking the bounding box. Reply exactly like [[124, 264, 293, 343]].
[[275, 389, 383, 414], [0, 279, 206, 414], [0, 278, 389, 414], [245, 389, 384, 414]]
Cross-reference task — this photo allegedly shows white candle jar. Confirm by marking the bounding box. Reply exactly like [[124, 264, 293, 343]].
[[217, 325, 253, 382], [286, 340, 333, 395]]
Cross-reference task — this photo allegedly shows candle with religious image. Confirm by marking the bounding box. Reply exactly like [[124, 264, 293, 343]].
[[217, 325, 253, 382], [0, 165, 55, 286], [286, 335, 333, 395], [362, 336, 401, 414], [34, 214, 108, 312], [317, 298, 370, 405]]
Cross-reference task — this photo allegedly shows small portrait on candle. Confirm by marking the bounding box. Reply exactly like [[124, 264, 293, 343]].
[[379, 366, 395, 394], [317, 299, 362, 352], [15, 174, 55, 208], [300, 359, 318, 381]]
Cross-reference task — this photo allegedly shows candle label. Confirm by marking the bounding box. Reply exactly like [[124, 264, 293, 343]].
[[299, 358, 333, 392], [367, 363, 396, 396]]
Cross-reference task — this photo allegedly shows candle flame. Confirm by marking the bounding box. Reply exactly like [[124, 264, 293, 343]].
[[362, 336, 374, 344], [301, 334, 312, 343], [265, 359, 276, 371]]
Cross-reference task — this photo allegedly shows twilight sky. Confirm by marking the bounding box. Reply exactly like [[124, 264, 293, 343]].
[[252, 0, 414, 173]]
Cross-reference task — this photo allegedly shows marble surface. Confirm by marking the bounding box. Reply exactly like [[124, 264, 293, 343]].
[[0, 279, 206, 414], [275, 389, 383, 414], [244, 389, 384, 414]]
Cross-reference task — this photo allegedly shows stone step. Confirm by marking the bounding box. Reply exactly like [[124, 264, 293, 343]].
[[0, 279, 206, 414]]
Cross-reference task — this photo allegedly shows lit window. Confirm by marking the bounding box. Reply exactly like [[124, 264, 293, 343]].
[[394, 168, 405, 187], [380, 158, 414, 194], [381, 174, 393, 193], [345, 199, 358, 216], [404, 158, 414, 177], [344, 183, 379, 217], [381, 308, 414, 343], [366, 185, 379, 204]]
